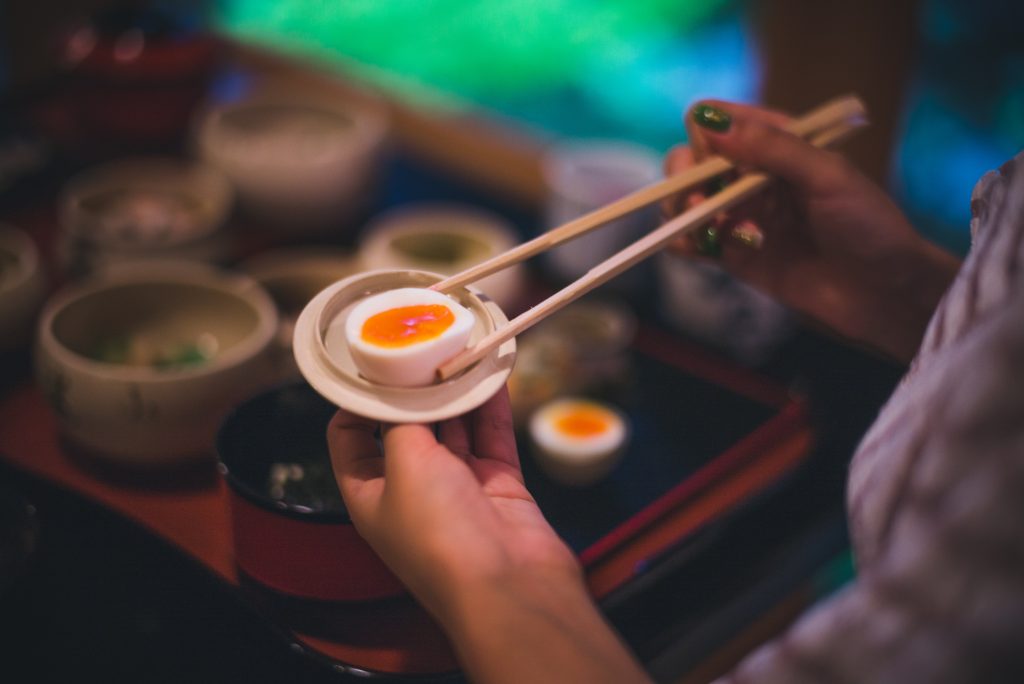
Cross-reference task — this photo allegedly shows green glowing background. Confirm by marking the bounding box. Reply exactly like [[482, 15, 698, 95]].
[[212, 0, 751, 150], [215, 0, 729, 98]]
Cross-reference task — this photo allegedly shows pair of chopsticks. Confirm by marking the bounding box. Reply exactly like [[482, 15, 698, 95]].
[[432, 94, 869, 381]]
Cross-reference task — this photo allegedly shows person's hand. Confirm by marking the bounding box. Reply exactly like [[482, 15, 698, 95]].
[[665, 100, 961, 361], [327, 388, 651, 683], [327, 388, 580, 621]]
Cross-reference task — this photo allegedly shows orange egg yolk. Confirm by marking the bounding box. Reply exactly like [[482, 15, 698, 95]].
[[555, 407, 612, 438], [360, 304, 455, 348]]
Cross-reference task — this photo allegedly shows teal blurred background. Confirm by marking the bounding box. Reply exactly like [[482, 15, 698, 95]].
[[208, 0, 1024, 255]]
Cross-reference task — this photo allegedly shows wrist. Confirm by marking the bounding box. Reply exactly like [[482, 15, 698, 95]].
[[437, 557, 587, 638], [437, 562, 650, 683], [868, 236, 960, 361]]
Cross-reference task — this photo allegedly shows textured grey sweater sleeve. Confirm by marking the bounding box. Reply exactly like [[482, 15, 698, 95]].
[[715, 151, 1024, 684]]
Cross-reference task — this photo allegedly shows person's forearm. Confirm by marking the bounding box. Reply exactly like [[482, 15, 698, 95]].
[[438, 567, 651, 684], [810, 235, 960, 363], [863, 237, 961, 362]]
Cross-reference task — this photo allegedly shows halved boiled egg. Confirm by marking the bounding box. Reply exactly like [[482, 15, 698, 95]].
[[528, 397, 628, 486], [344, 287, 475, 387]]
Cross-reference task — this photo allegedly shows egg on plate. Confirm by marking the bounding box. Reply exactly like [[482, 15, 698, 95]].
[[344, 287, 474, 387], [528, 397, 629, 486]]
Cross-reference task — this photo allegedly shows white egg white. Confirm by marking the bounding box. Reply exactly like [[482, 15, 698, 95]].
[[344, 287, 474, 387]]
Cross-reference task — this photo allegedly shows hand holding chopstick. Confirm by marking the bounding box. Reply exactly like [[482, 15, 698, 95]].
[[435, 95, 869, 381]]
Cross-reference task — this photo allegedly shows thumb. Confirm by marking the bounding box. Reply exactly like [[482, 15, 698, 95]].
[[689, 101, 849, 194]]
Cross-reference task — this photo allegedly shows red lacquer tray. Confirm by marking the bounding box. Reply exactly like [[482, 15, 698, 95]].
[[0, 322, 811, 679]]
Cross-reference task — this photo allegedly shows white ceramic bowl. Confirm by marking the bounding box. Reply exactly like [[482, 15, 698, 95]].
[[34, 263, 279, 465], [541, 139, 660, 287], [195, 87, 389, 232], [358, 204, 524, 311], [0, 225, 46, 352], [654, 253, 791, 365], [58, 157, 233, 276]]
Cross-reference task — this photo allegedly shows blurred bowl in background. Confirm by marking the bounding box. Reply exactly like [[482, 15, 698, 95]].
[[216, 382, 404, 602], [358, 204, 524, 311], [507, 298, 636, 424], [0, 225, 46, 353], [655, 253, 792, 365], [239, 247, 362, 383], [34, 262, 278, 466], [541, 139, 661, 290], [194, 84, 389, 234], [58, 157, 233, 277]]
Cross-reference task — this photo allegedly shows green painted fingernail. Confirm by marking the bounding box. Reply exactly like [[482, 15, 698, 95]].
[[692, 104, 731, 132], [695, 225, 723, 258]]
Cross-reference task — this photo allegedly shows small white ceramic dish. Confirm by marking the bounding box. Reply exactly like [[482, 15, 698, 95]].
[[58, 157, 232, 275], [34, 262, 278, 465], [358, 204, 524, 311], [293, 269, 515, 423], [0, 225, 46, 352]]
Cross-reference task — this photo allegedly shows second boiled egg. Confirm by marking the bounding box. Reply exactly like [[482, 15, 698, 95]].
[[528, 397, 629, 486], [344, 287, 474, 387]]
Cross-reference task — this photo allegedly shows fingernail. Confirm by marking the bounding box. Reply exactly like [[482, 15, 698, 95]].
[[695, 225, 723, 258], [692, 104, 731, 132]]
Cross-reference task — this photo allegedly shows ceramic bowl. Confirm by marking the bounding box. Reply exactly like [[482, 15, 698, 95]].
[[0, 225, 46, 353], [239, 247, 363, 383], [654, 253, 792, 365], [58, 157, 233, 276], [195, 86, 389, 232], [34, 263, 278, 465], [540, 139, 660, 289], [216, 382, 403, 602], [358, 204, 524, 311]]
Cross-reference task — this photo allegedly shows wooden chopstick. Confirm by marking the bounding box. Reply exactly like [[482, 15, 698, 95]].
[[431, 94, 867, 296], [436, 117, 865, 381]]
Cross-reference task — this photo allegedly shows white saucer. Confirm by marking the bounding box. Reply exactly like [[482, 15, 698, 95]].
[[293, 269, 516, 423]]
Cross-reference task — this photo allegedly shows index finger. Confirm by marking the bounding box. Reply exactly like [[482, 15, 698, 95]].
[[326, 409, 384, 510], [470, 387, 519, 468]]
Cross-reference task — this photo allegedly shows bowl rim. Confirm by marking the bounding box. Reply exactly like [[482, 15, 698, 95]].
[[215, 382, 351, 524], [196, 92, 390, 169], [540, 138, 661, 209], [36, 264, 279, 382], [359, 203, 517, 264]]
